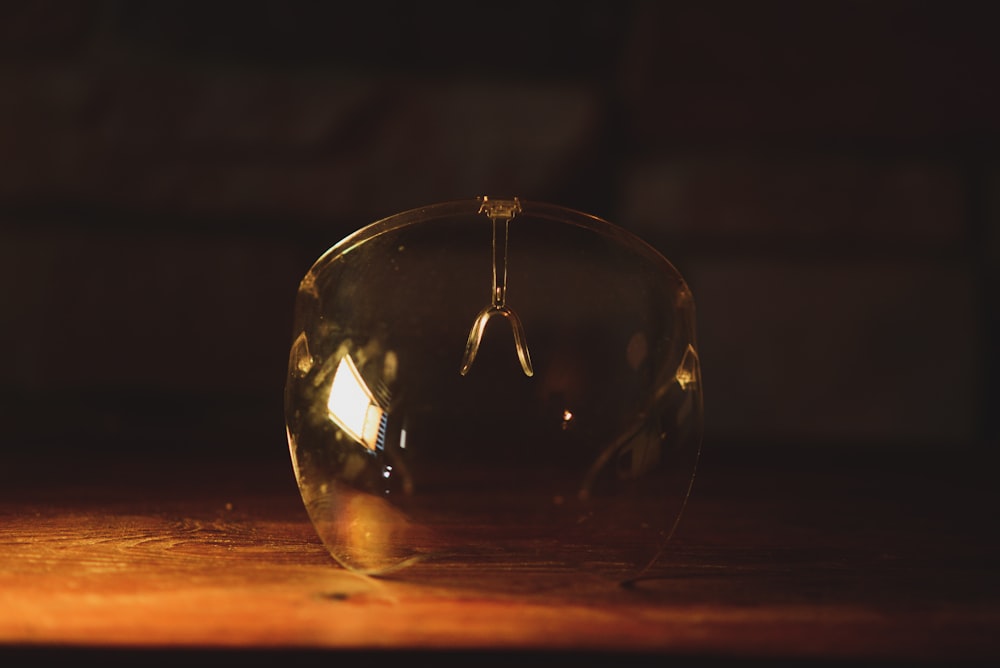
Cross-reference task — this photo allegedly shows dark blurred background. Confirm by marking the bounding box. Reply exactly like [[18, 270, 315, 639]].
[[1, 0, 997, 477]]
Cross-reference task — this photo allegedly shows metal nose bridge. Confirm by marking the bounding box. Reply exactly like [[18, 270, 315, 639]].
[[459, 197, 534, 378]]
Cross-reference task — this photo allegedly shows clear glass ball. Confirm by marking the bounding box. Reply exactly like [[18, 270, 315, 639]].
[[284, 197, 703, 582]]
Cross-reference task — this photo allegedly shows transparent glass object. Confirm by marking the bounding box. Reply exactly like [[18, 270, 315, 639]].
[[284, 197, 703, 582]]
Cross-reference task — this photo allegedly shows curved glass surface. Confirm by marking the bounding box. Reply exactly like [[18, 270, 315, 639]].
[[284, 197, 703, 582]]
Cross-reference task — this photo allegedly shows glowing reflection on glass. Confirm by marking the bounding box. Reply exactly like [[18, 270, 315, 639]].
[[326, 355, 386, 451]]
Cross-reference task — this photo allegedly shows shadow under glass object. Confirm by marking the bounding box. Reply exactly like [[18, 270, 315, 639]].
[[284, 197, 703, 583]]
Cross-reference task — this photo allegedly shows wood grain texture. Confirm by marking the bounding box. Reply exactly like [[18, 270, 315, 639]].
[[1, 444, 997, 665]]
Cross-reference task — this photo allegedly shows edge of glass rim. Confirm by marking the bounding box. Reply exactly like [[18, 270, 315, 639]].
[[304, 197, 693, 298]]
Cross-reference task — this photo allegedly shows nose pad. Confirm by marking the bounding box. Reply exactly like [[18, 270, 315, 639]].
[[459, 196, 535, 378], [460, 304, 534, 377]]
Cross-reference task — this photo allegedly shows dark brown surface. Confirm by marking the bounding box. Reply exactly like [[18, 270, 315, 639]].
[[2, 3, 997, 665], [1, 441, 997, 666]]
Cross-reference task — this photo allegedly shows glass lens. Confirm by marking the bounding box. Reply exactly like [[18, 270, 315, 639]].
[[284, 198, 703, 582]]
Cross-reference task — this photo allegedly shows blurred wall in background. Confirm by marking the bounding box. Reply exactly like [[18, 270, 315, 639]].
[[1, 0, 996, 463]]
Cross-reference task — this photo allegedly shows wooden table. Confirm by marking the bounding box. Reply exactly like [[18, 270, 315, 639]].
[[1, 440, 997, 666]]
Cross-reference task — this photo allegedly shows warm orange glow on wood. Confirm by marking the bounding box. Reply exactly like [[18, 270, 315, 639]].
[[0, 449, 996, 663]]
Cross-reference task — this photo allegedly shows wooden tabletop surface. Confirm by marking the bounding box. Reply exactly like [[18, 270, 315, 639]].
[[1, 440, 997, 666]]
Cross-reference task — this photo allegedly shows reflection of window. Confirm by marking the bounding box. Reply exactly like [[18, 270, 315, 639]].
[[326, 355, 386, 451]]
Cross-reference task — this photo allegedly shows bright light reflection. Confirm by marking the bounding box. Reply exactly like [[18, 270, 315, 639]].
[[561, 409, 574, 431], [327, 355, 384, 451]]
